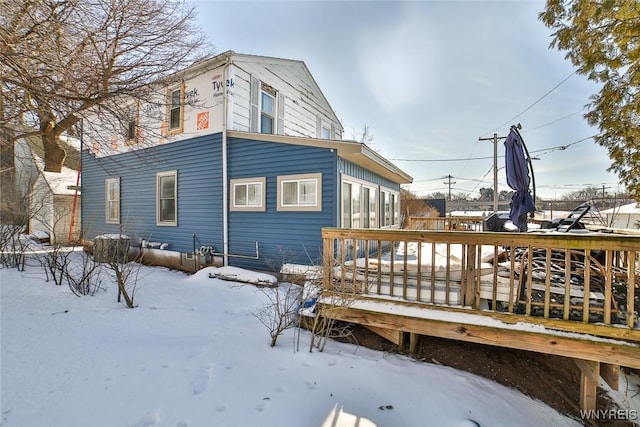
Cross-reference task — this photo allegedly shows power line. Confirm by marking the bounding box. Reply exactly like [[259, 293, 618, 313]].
[[389, 135, 596, 162], [528, 107, 587, 131], [482, 70, 578, 136], [389, 155, 495, 162]]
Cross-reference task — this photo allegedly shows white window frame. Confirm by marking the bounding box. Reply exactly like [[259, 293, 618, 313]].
[[156, 170, 177, 226], [321, 124, 331, 139], [342, 176, 377, 228], [260, 90, 275, 134], [105, 177, 120, 224], [230, 177, 266, 212], [380, 187, 400, 227], [363, 185, 378, 228], [277, 173, 322, 212]]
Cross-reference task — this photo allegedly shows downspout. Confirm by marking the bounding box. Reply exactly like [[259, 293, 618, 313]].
[[222, 54, 230, 266], [68, 119, 82, 243]]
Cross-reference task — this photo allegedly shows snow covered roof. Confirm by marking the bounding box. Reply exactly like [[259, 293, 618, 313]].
[[601, 202, 640, 214], [41, 167, 79, 196]]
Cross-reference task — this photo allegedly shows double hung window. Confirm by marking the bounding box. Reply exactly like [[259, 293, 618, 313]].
[[105, 178, 120, 224], [157, 171, 177, 226], [166, 83, 185, 135]]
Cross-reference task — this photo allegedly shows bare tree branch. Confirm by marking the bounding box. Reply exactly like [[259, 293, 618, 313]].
[[1, 0, 214, 171]]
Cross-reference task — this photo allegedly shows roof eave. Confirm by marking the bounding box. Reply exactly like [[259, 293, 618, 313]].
[[226, 131, 413, 184]]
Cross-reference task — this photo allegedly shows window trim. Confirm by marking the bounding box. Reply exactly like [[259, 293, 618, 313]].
[[277, 173, 322, 212], [230, 177, 266, 212], [156, 170, 178, 226], [166, 82, 185, 136], [105, 177, 120, 224]]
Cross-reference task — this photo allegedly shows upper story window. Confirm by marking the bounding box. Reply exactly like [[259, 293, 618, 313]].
[[125, 103, 138, 145], [230, 177, 266, 211], [166, 83, 185, 136], [105, 178, 120, 224], [157, 170, 177, 226], [277, 173, 322, 212], [321, 125, 331, 139], [251, 78, 283, 135], [261, 82, 276, 134]]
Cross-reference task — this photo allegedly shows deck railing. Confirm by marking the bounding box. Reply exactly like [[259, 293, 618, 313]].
[[406, 216, 484, 231], [321, 227, 640, 342]]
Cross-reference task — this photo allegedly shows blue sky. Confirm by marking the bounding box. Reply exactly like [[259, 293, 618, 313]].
[[193, 0, 623, 200]]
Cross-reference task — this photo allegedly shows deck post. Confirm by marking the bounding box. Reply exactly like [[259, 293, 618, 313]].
[[464, 244, 477, 307], [600, 363, 620, 391], [409, 333, 420, 355], [322, 235, 333, 292], [575, 359, 600, 411]]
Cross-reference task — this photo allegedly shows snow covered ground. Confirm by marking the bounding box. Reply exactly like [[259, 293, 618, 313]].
[[0, 252, 594, 427]]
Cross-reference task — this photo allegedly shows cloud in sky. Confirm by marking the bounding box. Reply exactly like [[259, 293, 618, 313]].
[[357, 8, 438, 114], [194, 0, 623, 199]]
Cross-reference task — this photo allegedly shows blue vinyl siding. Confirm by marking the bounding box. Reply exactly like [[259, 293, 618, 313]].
[[82, 133, 402, 273], [338, 158, 400, 190], [81, 134, 223, 252], [226, 137, 337, 270]]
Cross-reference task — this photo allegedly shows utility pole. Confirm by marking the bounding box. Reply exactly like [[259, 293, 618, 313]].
[[443, 174, 456, 201], [478, 133, 507, 213]]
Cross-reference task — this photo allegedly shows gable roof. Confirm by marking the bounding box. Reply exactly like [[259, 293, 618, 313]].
[[228, 130, 412, 184], [172, 50, 343, 132], [229, 52, 342, 129]]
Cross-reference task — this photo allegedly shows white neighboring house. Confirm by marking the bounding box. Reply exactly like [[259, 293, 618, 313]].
[[14, 138, 81, 244], [601, 202, 640, 230]]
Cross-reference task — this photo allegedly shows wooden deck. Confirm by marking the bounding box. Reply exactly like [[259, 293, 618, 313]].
[[319, 227, 640, 411]]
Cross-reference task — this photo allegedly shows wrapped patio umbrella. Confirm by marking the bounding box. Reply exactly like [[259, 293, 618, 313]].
[[504, 125, 536, 231]]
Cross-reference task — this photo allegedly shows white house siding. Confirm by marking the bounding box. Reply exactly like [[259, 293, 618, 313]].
[[13, 139, 39, 198], [82, 52, 343, 159], [28, 170, 81, 244], [229, 56, 342, 139], [228, 64, 250, 131], [29, 174, 54, 237]]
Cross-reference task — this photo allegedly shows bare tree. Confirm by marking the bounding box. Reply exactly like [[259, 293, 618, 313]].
[[98, 236, 143, 308], [0, 172, 44, 270], [1, 0, 213, 172], [253, 283, 302, 348], [349, 125, 375, 145], [400, 188, 440, 229], [39, 246, 103, 296]]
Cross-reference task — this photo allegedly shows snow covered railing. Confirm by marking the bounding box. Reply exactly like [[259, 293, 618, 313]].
[[406, 216, 484, 231], [321, 227, 640, 343]]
